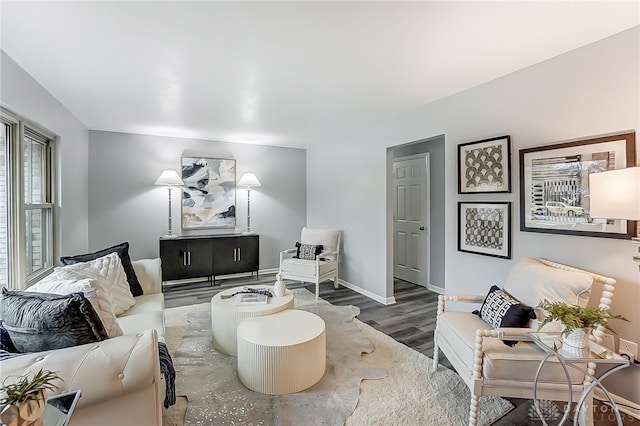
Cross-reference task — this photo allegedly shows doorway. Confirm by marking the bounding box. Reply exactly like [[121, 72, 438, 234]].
[[388, 135, 445, 295], [393, 154, 430, 287]]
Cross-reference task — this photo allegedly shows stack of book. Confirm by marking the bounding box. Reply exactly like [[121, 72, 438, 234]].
[[234, 292, 268, 305]]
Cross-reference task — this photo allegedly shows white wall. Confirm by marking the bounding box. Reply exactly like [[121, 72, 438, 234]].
[[0, 50, 90, 258], [307, 27, 640, 345], [87, 131, 306, 267]]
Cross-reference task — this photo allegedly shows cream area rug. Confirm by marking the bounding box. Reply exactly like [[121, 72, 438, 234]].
[[163, 289, 513, 426]]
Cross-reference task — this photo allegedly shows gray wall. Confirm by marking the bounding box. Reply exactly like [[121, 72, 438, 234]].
[[392, 136, 446, 290], [307, 27, 640, 345], [1, 50, 90, 259], [87, 131, 306, 269]]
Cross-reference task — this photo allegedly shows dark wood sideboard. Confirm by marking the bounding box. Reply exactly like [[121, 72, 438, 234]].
[[159, 234, 259, 285]]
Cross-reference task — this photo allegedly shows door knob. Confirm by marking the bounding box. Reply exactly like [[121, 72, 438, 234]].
[[419, 227, 425, 231]]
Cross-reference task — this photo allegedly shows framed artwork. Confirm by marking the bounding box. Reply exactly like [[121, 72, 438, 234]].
[[458, 135, 511, 194], [519, 132, 636, 239], [458, 202, 511, 259], [181, 157, 236, 229]]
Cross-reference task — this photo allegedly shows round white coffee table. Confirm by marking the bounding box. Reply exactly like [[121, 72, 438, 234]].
[[236, 309, 326, 395], [210, 285, 294, 356]]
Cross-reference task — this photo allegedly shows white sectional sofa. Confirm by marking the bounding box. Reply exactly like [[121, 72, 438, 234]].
[[0, 258, 166, 426]]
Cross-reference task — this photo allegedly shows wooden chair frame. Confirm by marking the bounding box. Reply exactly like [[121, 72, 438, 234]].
[[432, 258, 617, 426]]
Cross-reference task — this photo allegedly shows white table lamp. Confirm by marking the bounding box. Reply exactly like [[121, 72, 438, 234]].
[[238, 172, 261, 234], [589, 167, 640, 221], [155, 169, 184, 239], [589, 166, 640, 266]]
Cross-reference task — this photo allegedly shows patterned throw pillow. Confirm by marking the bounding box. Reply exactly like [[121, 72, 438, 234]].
[[294, 242, 323, 260], [475, 285, 536, 346], [60, 241, 144, 297], [52, 252, 134, 316]]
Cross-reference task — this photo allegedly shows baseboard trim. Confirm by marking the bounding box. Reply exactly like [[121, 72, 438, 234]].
[[160, 269, 397, 305], [338, 279, 396, 305], [427, 284, 445, 294]]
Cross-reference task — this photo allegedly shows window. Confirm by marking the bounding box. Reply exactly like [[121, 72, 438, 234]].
[[0, 121, 9, 287], [0, 108, 55, 289]]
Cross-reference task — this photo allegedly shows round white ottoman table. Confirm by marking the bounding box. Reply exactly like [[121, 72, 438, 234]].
[[210, 285, 294, 356], [236, 309, 326, 395]]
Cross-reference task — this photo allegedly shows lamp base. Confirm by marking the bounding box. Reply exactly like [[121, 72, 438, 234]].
[[242, 230, 256, 235], [161, 234, 179, 239]]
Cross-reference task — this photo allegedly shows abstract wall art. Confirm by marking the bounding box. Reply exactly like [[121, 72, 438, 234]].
[[181, 157, 236, 229]]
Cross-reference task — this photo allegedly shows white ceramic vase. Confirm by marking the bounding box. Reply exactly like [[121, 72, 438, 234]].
[[273, 275, 287, 297], [562, 327, 591, 349]]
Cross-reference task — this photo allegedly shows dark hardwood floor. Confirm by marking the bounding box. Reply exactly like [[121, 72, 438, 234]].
[[163, 273, 629, 425]]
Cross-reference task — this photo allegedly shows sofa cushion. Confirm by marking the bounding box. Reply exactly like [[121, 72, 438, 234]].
[[0, 289, 108, 352], [503, 257, 593, 327], [132, 258, 163, 295], [29, 277, 123, 339], [117, 311, 165, 341], [60, 242, 144, 297], [280, 258, 336, 277], [119, 294, 165, 317], [437, 311, 584, 383], [295, 242, 323, 260], [53, 253, 135, 315]]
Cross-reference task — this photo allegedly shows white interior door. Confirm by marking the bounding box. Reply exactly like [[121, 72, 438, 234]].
[[393, 155, 429, 286]]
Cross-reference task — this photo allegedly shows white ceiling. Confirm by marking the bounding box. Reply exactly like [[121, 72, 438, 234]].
[[1, 1, 638, 148]]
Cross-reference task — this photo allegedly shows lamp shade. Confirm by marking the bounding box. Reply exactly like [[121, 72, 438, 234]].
[[238, 172, 261, 188], [589, 167, 640, 220], [155, 169, 184, 186]]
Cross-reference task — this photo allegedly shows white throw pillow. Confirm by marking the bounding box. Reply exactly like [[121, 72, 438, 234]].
[[27, 277, 123, 338], [53, 252, 135, 315], [503, 257, 593, 328]]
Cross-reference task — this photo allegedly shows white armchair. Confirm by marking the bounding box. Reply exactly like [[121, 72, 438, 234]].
[[279, 227, 341, 299], [432, 257, 617, 426]]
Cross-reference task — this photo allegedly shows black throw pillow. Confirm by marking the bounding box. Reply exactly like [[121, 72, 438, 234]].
[[0, 288, 108, 353], [0, 320, 18, 353], [474, 285, 536, 346], [60, 241, 144, 296], [294, 242, 323, 260]]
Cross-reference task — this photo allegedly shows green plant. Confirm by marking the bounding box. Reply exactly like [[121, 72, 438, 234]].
[[0, 369, 61, 406], [537, 300, 628, 336]]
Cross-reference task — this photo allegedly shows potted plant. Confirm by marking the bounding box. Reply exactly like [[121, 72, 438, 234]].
[[537, 299, 628, 348], [1, 368, 61, 426]]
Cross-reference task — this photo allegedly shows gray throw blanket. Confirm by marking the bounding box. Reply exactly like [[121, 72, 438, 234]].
[[158, 342, 176, 408]]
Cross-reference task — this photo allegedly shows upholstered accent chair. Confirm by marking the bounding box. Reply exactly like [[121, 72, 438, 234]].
[[432, 257, 617, 426], [279, 228, 341, 299]]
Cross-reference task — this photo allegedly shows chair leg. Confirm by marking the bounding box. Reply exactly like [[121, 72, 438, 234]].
[[432, 295, 444, 372], [332, 275, 339, 289], [469, 393, 480, 426], [315, 282, 320, 300], [432, 342, 440, 372]]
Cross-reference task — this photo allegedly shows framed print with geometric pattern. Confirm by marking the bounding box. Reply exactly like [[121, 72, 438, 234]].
[[458, 135, 511, 194], [458, 202, 512, 259]]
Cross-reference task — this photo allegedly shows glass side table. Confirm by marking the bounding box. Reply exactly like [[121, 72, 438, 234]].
[[527, 332, 630, 426]]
